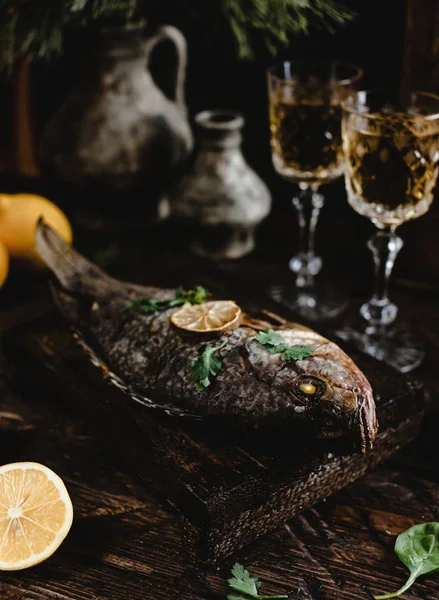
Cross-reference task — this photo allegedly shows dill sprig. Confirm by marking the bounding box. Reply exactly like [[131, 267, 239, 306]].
[[0, 0, 354, 70]]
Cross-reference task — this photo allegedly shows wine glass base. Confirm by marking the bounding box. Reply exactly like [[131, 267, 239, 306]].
[[335, 326, 424, 373], [268, 284, 348, 322]]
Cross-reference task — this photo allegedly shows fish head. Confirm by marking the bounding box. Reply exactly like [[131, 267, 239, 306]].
[[247, 326, 377, 452], [292, 347, 377, 453]]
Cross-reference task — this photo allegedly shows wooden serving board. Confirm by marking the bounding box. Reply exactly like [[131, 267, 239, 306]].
[[4, 314, 424, 565]]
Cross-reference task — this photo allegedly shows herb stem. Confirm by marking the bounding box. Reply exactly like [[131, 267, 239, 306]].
[[258, 595, 289, 599], [374, 571, 419, 600]]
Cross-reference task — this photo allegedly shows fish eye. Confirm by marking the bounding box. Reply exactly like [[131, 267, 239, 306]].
[[293, 375, 326, 400], [300, 382, 317, 395]]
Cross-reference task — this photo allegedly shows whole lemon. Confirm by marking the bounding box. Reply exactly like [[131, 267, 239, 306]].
[[0, 194, 72, 266], [0, 239, 9, 287]]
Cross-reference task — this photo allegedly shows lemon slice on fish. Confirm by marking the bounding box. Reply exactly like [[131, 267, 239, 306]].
[[0, 462, 73, 571], [171, 300, 242, 333]]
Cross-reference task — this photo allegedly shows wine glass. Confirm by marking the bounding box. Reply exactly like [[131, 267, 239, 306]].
[[267, 60, 363, 321], [337, 90, 439, 372]]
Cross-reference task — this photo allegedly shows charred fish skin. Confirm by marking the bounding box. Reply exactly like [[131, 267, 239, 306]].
[[35, 222, 378, 453]]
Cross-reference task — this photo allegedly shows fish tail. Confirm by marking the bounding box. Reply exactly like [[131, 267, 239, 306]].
[[35, 220, 111, 297]]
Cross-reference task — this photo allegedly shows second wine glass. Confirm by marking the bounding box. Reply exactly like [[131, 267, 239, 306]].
[[267, 60, 363, 321], [337, 90, 439, 372]]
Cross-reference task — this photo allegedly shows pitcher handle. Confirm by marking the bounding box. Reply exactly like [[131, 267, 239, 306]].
[[144, 25, 187, 111]]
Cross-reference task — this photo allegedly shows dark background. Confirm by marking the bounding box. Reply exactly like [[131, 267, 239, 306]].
[[1, 0, 437, 292]]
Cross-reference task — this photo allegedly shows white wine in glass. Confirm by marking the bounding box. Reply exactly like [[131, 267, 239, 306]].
[[267, 60, 363, 321], [338, 90, 439, 372]]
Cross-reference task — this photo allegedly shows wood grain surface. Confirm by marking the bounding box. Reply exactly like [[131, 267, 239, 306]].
[[1, 226, 439, 599], [0, 377, 437, 600], [3, 306, 424, 565]]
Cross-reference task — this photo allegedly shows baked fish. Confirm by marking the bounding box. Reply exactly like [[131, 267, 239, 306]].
[[35, 222, 377, 452]]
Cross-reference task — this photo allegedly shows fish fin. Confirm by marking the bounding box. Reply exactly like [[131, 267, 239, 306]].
[[260, 309, 288, 325], [72, 329, 200, 419], [241, 314, 273, 331], [35, 220, 113, 297], [287, 322, 314, 331]]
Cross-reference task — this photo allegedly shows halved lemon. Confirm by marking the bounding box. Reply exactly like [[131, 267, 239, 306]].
[[0, 462, 73, 570], [171, 300, 242, 333]]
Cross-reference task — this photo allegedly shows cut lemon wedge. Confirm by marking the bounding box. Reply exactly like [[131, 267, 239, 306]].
[[0, 462, 73, 570], [171, 300, 242, 333]]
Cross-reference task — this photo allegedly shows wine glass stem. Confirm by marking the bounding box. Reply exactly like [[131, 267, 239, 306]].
[[360, 227, 403, 328], [290, 184, 324, 289]]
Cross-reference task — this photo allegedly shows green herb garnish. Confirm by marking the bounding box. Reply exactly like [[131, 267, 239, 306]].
[[255, 329, 313, 362], [124, 286, 209, 314], [254, 329, 286, 353], [375, 523, 439, 599], [175, 285, 209, 305], [227, 563, 288, 600], [123, 297, 171, 313], [283, 345, 315, 361], [190, 341, 227, 391]]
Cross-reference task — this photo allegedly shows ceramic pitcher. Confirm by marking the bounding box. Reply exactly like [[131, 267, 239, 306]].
[[40, 22, 193, 210]]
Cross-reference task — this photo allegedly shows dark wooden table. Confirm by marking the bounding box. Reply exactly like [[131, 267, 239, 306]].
[[2, 217, 439, 600]]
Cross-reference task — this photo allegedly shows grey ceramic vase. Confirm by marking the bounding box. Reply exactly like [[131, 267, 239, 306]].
[[165, 110, 272, 259], [40, 22, 193, 210]]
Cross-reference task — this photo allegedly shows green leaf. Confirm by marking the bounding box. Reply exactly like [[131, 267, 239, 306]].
[[283, 345, 313, 361], [227, 563, 287, 600], [123, 297, 168, 313], [175, 285, 209, 304], [255, 329, 313, 362], [231, 563, 246, 579], [190, 341, 227, 391], [255, 329, 286, 349], [375, 522, 439, 599], [123, 286, 209, 314], [228, 563, 260, 598], [122, 297, 148, 311], [139, 300, 166, 314]]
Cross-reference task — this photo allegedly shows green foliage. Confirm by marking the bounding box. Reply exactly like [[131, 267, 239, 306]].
[[123, 286, 209, 314], [283, 345, 314, 361], [0, 0, 354, 70], [228, 563, 262, 598], [190, 341, 227, 391], [255, 328, 313, 361], [375, 523, 439, 599], [222, 0, 354, 59], [254, 328, 287, 353], [174, 285, 209, 305], [227, 563, 288, 600], [0, 0, 139, 70]]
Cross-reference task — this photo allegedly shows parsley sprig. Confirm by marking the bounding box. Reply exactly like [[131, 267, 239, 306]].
[[255, 329, 313, 361], [227, 563, 288, 600], [190, 341, 227, 391], [124, 286, 209, 314]]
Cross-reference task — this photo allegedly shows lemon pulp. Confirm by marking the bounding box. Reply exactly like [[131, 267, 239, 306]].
[[0, 462, 73, 570]]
